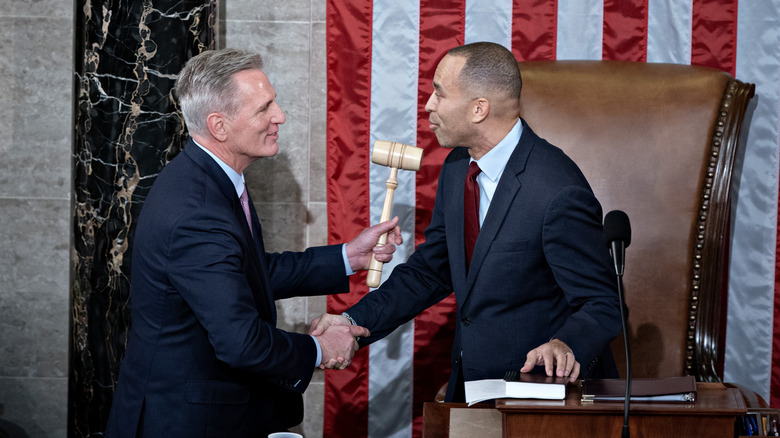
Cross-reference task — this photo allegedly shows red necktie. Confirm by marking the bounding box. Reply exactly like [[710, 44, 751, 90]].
[[464, 161, 481, 267], [240, 184, 253, 236]]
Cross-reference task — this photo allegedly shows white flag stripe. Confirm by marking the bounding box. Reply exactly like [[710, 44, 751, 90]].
[[725, 0, 780, 401], [368, 0, 420, 436], [647, 0, 692, 64], [556, 0, 604, 60], [465, 0, 513, 47]]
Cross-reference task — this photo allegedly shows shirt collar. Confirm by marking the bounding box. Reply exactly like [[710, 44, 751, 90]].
[[193, 139, 245, 197], [471, 118, 523, 183]]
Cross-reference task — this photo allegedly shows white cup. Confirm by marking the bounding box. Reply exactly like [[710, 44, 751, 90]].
[[268, 433, 303, 438]]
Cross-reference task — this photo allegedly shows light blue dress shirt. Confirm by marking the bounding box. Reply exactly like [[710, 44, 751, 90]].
[[471, 119, 523, 224]]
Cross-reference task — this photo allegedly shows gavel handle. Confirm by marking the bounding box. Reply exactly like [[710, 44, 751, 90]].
[[367, 167, 398, 287]]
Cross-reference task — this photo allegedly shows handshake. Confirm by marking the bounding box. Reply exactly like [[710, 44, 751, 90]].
[[309, 313, 367, 370], [308, 215, 403, 370]]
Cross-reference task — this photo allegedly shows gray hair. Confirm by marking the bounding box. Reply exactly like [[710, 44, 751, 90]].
[[447, 42, 522, 105], [175, 48, 265, 137]]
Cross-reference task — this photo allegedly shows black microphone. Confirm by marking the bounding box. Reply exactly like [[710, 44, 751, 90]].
[[604, 210, 631, 276], [604, 210, 632, 438]]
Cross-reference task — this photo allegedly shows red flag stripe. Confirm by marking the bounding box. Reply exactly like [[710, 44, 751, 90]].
[[511, 0, 558, 62], [691, 0, 738, 76], [324, 0, 373, 436], [603, 0, 649, 62]]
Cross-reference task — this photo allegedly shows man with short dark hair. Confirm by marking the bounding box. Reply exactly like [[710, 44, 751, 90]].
[[312, 42, 622, 402]]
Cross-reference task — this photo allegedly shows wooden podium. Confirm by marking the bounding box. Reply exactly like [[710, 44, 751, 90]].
[[423, 382, 746, 438]]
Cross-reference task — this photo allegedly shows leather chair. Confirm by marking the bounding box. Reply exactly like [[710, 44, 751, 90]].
[[517, 60, 755, 383]]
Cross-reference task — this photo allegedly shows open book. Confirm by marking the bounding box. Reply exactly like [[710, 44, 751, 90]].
[[465, 372, 568, 406], [581, 375, 697, 403]]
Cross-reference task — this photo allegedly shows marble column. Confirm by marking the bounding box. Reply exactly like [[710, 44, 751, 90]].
[[70, 1, 217, 435]]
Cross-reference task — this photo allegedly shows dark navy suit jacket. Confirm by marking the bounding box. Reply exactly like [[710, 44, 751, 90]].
[[348, 120, 623, 401], [106, 140, 348, 437]]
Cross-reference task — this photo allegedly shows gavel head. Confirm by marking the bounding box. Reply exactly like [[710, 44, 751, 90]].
[[372, 140, 423, 171]]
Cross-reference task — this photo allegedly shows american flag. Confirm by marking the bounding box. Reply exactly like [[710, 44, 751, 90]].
[[325, 1, 780, 437]]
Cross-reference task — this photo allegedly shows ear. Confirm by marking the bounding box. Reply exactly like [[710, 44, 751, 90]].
[[206, 112, 229, 142], [471, 98, 489, 123]]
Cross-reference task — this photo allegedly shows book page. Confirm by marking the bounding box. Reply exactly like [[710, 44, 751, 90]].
[[464, 379, 506, 406]]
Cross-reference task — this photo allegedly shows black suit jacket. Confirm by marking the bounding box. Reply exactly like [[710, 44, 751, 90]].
[[348, 120, 622, 401], [106, 140, 348, 437]]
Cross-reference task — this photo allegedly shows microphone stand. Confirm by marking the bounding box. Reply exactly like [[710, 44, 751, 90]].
[[616, 268, 631, 438], [604, 210, 632, 438]]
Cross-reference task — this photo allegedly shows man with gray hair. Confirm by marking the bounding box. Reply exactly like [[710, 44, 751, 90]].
[[106, 48, 402, 437]]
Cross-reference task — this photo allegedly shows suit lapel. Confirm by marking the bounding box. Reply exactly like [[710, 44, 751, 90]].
[[243, 188, 277, 321], [464, 122, 535, 293], [183, 141, 276, 320], [447, 155, 471, 287]]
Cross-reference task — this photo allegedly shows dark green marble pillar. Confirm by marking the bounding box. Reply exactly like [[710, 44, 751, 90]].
[[70, 1, 216, 435]]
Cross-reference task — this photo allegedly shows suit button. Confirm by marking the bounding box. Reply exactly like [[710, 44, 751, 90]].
[[462, 317, 471, 326]]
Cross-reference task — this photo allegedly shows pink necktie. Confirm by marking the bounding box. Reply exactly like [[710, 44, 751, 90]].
[[464, 162, 481, 267], [240, 184, 253, 236]]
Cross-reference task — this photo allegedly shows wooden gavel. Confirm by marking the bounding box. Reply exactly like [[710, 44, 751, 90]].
[[366, 140, 423, 288]]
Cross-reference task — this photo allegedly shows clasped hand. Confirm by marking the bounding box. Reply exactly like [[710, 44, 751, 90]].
[[312, 218, 401, 370], [314, 322, 369, 369], [311, 314, 359, 369]]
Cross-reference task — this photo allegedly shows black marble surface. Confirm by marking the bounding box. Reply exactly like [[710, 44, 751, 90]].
[[70, 1, 216, 435]]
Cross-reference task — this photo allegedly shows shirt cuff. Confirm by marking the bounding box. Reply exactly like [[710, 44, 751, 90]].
[[342, 243, 355, 276], [311, 335, 322, 367]]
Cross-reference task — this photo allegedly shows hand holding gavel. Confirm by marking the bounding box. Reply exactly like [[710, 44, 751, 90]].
[[366, 140, 423, 288]]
